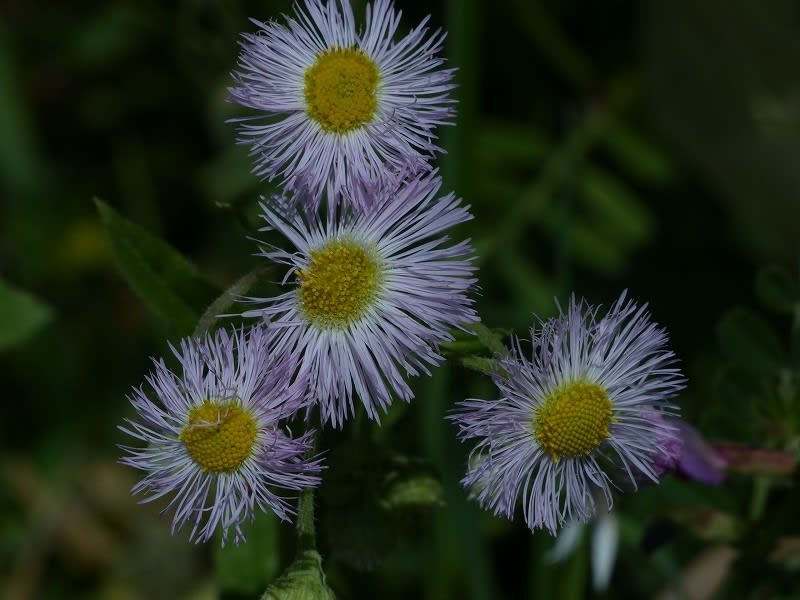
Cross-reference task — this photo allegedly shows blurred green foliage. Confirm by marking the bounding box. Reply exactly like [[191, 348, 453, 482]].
[[1, 0, 799, 598]]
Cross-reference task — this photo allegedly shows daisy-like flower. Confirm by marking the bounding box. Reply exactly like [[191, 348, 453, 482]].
[[228, 0, 455, 209], [243, 171, 478, 427], [120, 326, 323, 545], [450, 292, 685, 534]]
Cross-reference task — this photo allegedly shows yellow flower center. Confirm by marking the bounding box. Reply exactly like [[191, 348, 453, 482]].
[[179, 401, 257, 473], [533, 382, 614, 462], [297, 238, 382, 328], [304, 46, 379, 133]]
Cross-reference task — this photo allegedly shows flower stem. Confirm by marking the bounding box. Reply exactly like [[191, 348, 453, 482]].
[[296, 427, 320, 553], [296, 486, 316, 553], [193, 264, 274, 337]]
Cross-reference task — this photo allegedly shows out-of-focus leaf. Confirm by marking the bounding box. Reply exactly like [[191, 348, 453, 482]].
[[567, 222, 626, 274], [601, 121, 674, 183], [475, 121, 551, 169], [580, 166, 654, 245], [214, 511, 280, 595], [755, 265, 800, 314], [198, 145, 261, 205], [667, 508, 744, 543], [71, 4, 142, 68], [717, 307, 784, 376], [261, 550, 336, 600], [380, 472, 443, 510], [493, 247, 556, 317], [380, 456, 444, 511], [0, 277, 52, 351], [713, 444, 796, 476], [95, 198, 219, 335], [768, 537, 800, 567]]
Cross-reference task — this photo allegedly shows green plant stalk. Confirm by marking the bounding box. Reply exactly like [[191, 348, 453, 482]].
[[193, 264, 274, 337], [296, 426, 320, 553], [749, 476, 771, 521], [296, 485, 316, 553]]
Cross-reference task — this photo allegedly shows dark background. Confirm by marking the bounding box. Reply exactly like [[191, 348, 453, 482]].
[[2, 0, 799, 598]]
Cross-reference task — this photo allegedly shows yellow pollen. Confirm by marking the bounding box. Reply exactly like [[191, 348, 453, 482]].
[[533, 382, 614, 462], [304, 46, 379, 133], [297, 238, 382, 328], [179, 400, 257, 473]]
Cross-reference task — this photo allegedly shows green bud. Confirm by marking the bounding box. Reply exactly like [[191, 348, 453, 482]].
[[261, 550, 336, 600]]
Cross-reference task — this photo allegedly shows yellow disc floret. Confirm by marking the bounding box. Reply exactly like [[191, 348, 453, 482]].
[[533, 382, 614, 462], [179, 401, 257, 473], [297, 238, 382, 328], [304, 46, 379, 133]]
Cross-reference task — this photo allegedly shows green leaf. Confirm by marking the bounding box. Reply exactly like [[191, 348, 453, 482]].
[[380, 471, 444, 511], [717, 307, 785, 376], [379, 456, 444, 511], [494, 247, 557, 316], [755, 265, 800, 314], [567, 222, 626, 274], [214, 511, 280, 596], [580, 166, 654, 245], [0, 277, 52, 351], [667, 508, 745, 543], [461, 355, 499, 375], [95, 198, 219, 335], [475, 121, 552, 169], [468, 322, 508, 355], [601, 121, 674, 183], [261, 550, 336, 600]]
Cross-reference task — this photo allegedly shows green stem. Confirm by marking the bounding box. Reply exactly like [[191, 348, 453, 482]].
[[749, 476, 771, 521], [214, 200, 261, 237], [296, 427, 320, 553], [192, 264, 274, 337], [296, 486, 316, 553]]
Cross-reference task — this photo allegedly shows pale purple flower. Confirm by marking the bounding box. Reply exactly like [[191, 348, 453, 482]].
[[119, 326, 323, 545], [672, 420, 728, 485], [636, 415, 727, 485], [228, 0, 455, 210], [243, 171, 478, 427], [451, 292, 685, 534]]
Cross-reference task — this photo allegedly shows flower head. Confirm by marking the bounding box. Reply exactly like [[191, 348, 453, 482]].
[[450, 292, 685, 534], [228, 0, 455, 209], [120, 326, 323, 544], [243, 172, 478, 427]]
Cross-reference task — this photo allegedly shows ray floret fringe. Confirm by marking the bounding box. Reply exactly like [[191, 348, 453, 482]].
[[228, 0, 455, 210], [450, 292, 685, 534], [242, 171, 478, 427], [119, 326, 323, 545]]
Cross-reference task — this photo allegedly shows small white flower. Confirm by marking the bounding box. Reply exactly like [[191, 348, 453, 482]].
[[120, 326, 323, 544], [228, 0, 455, 209], [451, 293, 685, 533], [243, 172, 478, 427]]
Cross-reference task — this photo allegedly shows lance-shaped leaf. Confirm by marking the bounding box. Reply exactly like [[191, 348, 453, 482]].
[[0, 277, 52, 351], [95, 199, 219, 335]]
